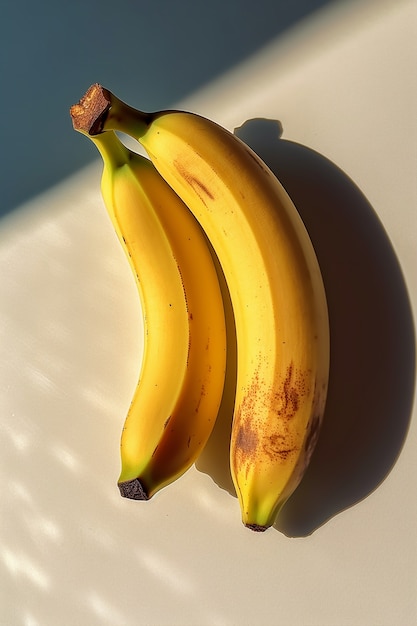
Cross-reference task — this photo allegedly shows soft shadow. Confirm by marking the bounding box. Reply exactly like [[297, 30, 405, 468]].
[[232, 118, 415, 536]]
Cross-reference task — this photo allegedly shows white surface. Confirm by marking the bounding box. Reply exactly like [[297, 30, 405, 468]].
[[1, 0, 416, 624]]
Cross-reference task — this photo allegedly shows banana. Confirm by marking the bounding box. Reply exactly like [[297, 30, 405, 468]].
[[84, 85, 331, 531], [70, 93, 226, 500]]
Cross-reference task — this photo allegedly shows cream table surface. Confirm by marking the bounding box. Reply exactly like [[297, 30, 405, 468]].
[[1, 1, 416, 624]]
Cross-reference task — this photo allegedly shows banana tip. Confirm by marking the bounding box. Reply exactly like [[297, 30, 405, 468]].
[[245, 523, 269, 532], [118, 478, 149, 501]]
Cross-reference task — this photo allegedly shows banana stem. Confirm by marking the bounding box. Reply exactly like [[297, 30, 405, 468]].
[[70, 83, 150, 139], [87, 130, 130, 170], [70, 85, 133, 168], [103, 93, 151, 139]]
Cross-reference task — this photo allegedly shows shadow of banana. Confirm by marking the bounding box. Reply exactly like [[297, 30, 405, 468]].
[[197, 117, 415, 537]]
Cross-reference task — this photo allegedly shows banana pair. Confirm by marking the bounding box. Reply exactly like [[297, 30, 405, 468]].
[[70, 85, 330, 531]]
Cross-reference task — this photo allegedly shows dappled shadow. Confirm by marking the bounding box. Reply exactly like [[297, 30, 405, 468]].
[[0, 179, 242, 625]]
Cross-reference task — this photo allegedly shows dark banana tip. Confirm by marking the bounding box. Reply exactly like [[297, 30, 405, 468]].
[[245, 523, 269, 532], [70, 83, 111, 134], [118, 478, 149, 500]]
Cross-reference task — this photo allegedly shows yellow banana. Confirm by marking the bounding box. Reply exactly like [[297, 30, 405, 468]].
[[86, 85, 330, 531], [70, 92, 226, 500]]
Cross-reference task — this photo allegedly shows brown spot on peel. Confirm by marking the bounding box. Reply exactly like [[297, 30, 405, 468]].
[[173, 159, 214, 206], [280, 362, 299, 419], [304, 413, 320, 457], [235, 419, 259, 457], [233, 361, 310, 472]]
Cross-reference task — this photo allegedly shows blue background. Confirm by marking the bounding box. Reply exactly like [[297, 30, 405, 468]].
[[0, 0, 332, 215]]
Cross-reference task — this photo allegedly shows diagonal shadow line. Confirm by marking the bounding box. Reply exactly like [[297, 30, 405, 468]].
[[197, 117, 416, 536], [1, 0, 336, 218], [232, 118, 416, 536]]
